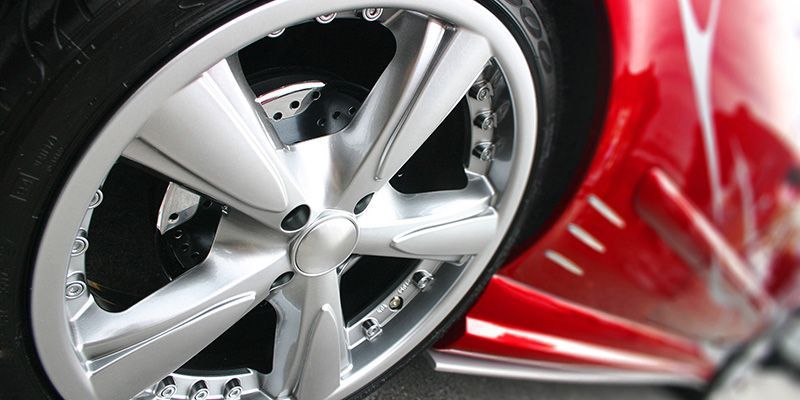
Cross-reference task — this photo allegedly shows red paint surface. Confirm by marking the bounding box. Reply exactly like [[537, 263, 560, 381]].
[[438, 276, 715, 379], [440, 0, 800, 378]]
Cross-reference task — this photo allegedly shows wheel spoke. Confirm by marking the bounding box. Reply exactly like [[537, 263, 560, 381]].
[[355, 173, 497, 261], [76, 213, 290, 400], [28, 1, 540, 398], [122, 57, 304, 227], [330, 11, 492, 210], [267, 271, 350, 399]]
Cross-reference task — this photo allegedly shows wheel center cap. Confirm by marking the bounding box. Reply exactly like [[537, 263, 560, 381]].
[[292, 213, 359, 276]]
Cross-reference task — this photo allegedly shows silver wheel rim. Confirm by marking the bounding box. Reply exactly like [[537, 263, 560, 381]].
[[30, 1, 537, 399]]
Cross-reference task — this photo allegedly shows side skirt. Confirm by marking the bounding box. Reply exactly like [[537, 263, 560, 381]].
[[427, 349, 706, 388]]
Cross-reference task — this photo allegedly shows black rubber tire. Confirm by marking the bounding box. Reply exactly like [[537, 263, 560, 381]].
[[0, 1, 608, 399]]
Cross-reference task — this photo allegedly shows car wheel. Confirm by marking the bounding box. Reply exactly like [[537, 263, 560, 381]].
[[0, 0, 598, 398]]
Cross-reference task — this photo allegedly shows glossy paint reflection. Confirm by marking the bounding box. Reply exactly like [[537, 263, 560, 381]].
[[442, 0, 800, 377]]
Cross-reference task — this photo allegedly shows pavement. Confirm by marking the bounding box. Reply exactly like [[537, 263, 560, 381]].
[[367, 355, 800, 400]]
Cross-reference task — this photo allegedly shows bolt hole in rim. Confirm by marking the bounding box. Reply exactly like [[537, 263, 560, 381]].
[[31, 1, 537, 399], [281, 204, 311, 231]]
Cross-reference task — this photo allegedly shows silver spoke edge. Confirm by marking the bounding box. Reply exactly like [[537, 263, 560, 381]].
[[266, 271, 350, 399], [75, 214, 290, 399], [123, 57, 304, 225], [331, 11, 493, 210], [356, 173, 497, 261]]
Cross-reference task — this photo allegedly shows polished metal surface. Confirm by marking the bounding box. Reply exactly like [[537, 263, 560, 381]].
[[30, 1, 538, 399], [256, 80, 325, 121], [188, 381, 209, 400], [359, 8, 384, 21], [71, 229, 89, 256], [316, 13, 338, 24], [88, 189, 104, 209], [292, 213, 359, 276], [474, 111, 497, 131], [428, 350, 705, 387], [345, 260, 440, 347], [65, 278, 87, 300], [412, 270, 434, 290], [469, 81, 493, 101], [154, 377, 177, 400], [157, 183, 201, 234], [362, 318, 383, 342], [223, 378, 243, 400], [472, 142, 496, 161], [267, 28, 286, 38]]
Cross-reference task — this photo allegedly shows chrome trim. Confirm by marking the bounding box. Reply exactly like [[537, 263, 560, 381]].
[[427, 349, 706, 388], [567, 223, 605, 253], [588, 194, 626, 229], [544, 249, 584, 276]]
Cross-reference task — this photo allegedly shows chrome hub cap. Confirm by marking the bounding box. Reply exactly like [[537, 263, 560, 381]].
[[30, 1, 538, 399], [293, 213, 359, 275]]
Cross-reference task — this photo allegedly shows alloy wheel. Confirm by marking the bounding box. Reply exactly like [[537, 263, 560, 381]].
[[30, 1, 537, 399]]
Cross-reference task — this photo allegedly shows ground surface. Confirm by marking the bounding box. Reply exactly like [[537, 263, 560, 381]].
[[368, 355, 800, 400]]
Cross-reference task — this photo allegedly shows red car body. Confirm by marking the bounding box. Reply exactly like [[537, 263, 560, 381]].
[[433, 0, 800, 385]]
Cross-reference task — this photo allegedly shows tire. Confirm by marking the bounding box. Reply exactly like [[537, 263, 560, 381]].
[[0, 1, 606, 399]]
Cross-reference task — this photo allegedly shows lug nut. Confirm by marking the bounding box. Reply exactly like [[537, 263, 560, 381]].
[[359, 8, 383, 21], [388, 296, 404, 311], [472, 142, 496, 162], [362, 318, 382, 341], [88, 189, 104, 209], [71, 229, 89, 256], [189, 380, 209, 400], [65, 280, 86, 299], [155, 377, 177, 400], [469, 82, 493, 101], [474, 111, 497, 131], [316, 13, 337, 24], [267, 28, 285, 38], [224, 378, 243, 400], [412, 270, 435, 291]]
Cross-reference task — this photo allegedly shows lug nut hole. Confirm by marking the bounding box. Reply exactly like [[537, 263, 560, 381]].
[[289, 100, 300, 109], [354, 193, 374, 215], [271, 271, 295, 290], [281, 205, 310, 231]]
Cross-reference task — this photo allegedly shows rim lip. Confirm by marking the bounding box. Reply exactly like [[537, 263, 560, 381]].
[[29, 0, 538, 399]]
